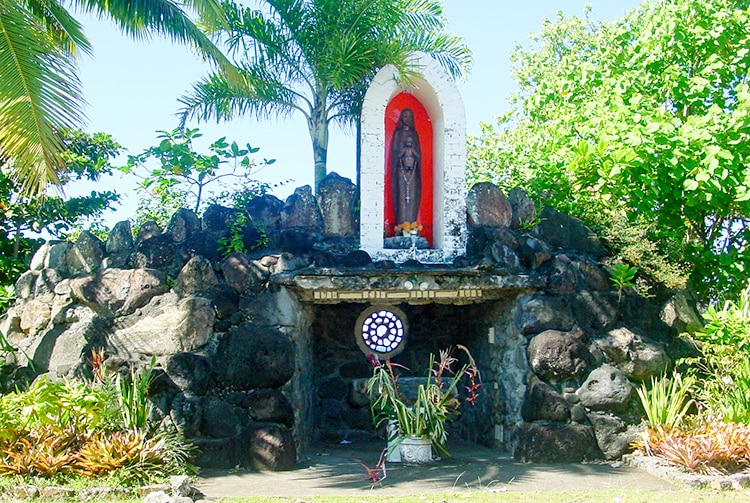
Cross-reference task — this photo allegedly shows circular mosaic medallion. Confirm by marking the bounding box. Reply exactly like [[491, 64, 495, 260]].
[[355, 305, 408, 358]]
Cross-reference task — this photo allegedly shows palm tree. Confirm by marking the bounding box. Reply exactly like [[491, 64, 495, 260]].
[[0, 0, 235, 195], [178, 0, 471, 190]]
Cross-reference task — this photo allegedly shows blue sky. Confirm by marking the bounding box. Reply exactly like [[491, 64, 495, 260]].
[[75, 0, 642, 220]]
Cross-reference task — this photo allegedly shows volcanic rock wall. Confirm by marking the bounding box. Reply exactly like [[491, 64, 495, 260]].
[[0, 174, 701, 468]]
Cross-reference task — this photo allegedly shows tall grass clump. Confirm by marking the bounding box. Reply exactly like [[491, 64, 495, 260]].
[[637, 371, 695, 431]]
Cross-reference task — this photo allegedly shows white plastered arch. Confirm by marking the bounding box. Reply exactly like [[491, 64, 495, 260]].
[[359, 53, 467, 263]]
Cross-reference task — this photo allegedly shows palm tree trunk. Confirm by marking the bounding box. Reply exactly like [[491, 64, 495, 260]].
[[308, 100, 329, 192]]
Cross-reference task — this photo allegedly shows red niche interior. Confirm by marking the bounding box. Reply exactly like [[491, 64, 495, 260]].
[[384, 92, 434, 246]]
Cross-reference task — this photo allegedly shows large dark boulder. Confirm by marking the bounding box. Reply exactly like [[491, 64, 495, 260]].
[[170, 391, 203, 437], [70, 268, 167, 317], [514, 295, 575, 335], [513, 422, 603, 462], [200, 398, 246, 438], [466, 182, 512, 228], [66, 231, 104, 276], [166, 352, 211, 395], [577, 365, 634, 413], [195, 423, 296, 471], [281, 185, 323, 232], [278, 229, 322, 253], [527, 329, 591, 382], [107, 294, 215, 356], [180, 231, 223, 262], [508, 187, 536, 230], [490, 243, 520, 269], [572, 290, 620, 332], [592, 327, 670, 382], [521, 376, 571, 422], [517, 236, 552, 270], [535, 207, 607, 258], [317, 172, 357, 238], [173, 255, 218, 298], [587, 410, 640, 460], [542, 254, 578, 296], [128, 234, 175, 270], [243, 389, 295, 427], [221, 252, 270, 295], [166, 208, 201, 243], [213, 325, 295, 390], [202, 205, 238, 234], [136, 221, 161, 243], [246, 194, 284, 240], [106, 221, 134, 254], [34, 269, 61, 298]]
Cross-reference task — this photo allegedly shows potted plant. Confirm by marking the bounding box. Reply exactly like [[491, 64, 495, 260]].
[[365, 345, 481, 463]]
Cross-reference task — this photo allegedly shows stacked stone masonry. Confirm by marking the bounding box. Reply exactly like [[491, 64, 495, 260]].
[[0, 175, 700, 469]]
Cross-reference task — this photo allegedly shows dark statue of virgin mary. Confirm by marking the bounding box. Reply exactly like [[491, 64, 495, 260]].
[[390, 108, 422, 225]]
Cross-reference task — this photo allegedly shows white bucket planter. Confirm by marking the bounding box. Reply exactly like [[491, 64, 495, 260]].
[[398, 436, 434, 464]]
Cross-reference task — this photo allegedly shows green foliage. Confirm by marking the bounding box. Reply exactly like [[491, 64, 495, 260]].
[[115, 357, 155, 430], [0, 365, 194, 484], [367, 346, 481, 457], [74, 428, 195, 485], [608, 263, 638, 300], [637, 371, 695, 430], [0, 378, 115, 435], [712, 360, 750, 424], [598, 220, 688, 293], [685, 285, 750, 423], [0, 0, 235, 195], [467, 0, 750, 299], [0, 285, 15, 315], [694, 287, 750, 352], [214, 184, 272, 257], [0, 129, 121, 285], [122, 127, 273, 228], [179, 0, 471, 189], [218, 212, 250, 256]]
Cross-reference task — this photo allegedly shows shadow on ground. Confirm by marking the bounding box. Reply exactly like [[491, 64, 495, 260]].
[[196, 439, 675, 497]]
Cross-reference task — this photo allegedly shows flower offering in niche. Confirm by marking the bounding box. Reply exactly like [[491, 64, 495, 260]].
[[394, 221, 423, 236]]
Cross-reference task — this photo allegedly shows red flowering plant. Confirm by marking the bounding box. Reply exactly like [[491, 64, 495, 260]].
[[365, 345, 482, 458]]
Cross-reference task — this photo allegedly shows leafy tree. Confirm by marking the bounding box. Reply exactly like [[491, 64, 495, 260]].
[[0, 0, 236, 195], [178, 0, 471, 189], [122, 127, 274, 229], [468, 0, 750, 298], [0, 129, 121, 285]]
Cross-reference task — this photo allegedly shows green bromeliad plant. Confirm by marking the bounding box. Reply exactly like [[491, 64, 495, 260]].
[[635, 285, 750, 474], [366, 346, 481, 458], [0, 355, 194, 484]]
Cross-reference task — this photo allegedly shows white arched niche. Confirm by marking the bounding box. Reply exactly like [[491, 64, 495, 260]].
[[359, 53, 467, 264]]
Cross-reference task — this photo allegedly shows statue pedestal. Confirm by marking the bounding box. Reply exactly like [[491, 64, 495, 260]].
[[384, 236, 429, 249]]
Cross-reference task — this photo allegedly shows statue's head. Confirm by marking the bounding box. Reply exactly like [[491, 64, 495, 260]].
[[399, 109, 415, 128]]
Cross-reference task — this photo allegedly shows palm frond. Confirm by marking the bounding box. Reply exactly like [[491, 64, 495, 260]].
[[178, 69, 305, 127], [26, 0, 92, 56], [0, 0, 86, 193], [75, 0, 239, 82]]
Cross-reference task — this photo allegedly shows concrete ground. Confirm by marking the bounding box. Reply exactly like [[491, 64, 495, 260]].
[[196, 439, 675, 498]]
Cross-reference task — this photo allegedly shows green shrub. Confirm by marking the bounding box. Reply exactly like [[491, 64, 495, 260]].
[[0, 363, 194, 485], [636, 371, 695, 431], [687, 285, 750, 422]]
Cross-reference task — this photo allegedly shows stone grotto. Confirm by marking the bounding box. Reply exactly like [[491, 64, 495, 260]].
[[0, 53, 702, 471]]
